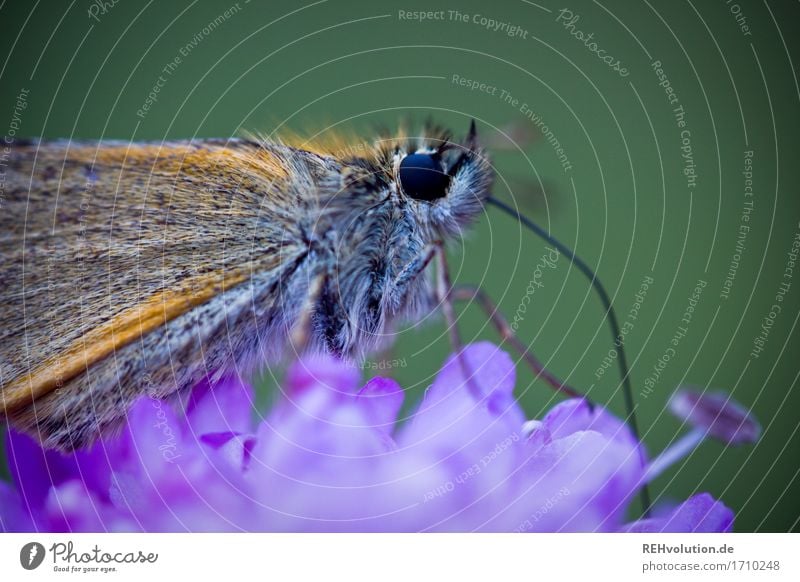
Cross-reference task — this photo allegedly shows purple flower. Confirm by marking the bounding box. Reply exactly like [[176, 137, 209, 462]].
[[0, 343, 746, 532]]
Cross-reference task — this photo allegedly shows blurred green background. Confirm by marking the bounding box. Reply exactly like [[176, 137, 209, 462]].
[[1, 0, 798, 532]]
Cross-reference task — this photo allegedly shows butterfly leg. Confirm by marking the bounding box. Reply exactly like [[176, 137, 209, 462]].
[[433, 246, 463, 351], [288, 272, 327, 355], [432, 246, 486, 401], [450, 284, 585, 400], [389, 244, 503, 402]]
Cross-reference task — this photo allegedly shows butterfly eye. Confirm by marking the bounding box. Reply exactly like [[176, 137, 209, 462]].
[[398, 154, 451, 201]]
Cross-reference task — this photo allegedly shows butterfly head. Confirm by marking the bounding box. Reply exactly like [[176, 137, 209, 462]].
[[387, 120, 493, 238], [318, 120, 493, 240]]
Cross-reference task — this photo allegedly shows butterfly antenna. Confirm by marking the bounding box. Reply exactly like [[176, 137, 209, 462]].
[[487, 195, 651, 513]]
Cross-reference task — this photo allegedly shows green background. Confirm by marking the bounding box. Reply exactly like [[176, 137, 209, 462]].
[[1, 0, 798, 532]]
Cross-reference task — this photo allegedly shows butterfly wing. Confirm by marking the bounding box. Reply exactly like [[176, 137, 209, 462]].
[[0, 139, 304, 424]]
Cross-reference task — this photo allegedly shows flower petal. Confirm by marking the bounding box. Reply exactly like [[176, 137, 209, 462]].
[[621, 493, 734, 532], [186, 375, 255, 436], [403, 342, 524, 445], [6, 429, 78, 508], [355, 376, 404, 429], [0, 480, 33, 532]]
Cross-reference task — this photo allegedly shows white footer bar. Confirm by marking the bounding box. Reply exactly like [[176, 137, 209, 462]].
[[2, 533, 798, 581]]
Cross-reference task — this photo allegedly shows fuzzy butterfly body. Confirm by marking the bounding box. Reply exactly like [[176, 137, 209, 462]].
[[0, 125, 492, 450]]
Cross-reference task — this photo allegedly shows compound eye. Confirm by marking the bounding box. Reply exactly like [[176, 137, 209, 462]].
[[398, 154, 451, 201]]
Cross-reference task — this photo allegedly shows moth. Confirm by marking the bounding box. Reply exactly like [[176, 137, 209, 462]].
[[0, 121, 625, 452]]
